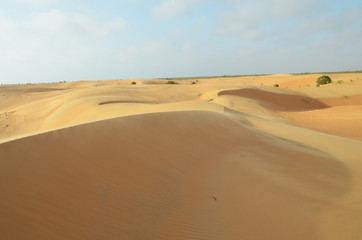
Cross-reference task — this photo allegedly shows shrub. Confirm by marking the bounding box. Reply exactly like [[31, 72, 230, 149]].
[[131, 81, 137, 85], [316, 75, 332, 86], [191, 81, 196, 85], [336, 80, 343, 84], [166, 80, 178, 84], [274, 84, 279, 88]]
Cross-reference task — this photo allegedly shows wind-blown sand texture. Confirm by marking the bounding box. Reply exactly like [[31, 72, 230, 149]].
[[1, 73, 362, 240]]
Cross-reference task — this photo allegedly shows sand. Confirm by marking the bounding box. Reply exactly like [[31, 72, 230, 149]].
[[0, 73, 362, 239]]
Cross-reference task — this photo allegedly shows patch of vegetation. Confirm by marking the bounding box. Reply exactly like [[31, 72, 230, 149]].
[[191, 81, 197, 85], [131, 81, 137, 85], [166, 80, 178, 84], [273, 84, 279, 88], [336, 80, 343, 84], [316, 75, 332, 87]]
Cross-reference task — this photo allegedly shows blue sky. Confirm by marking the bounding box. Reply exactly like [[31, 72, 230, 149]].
[[0, 0, 361, 84]]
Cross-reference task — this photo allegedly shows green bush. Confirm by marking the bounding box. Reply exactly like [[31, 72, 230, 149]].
[[274, 84, 279, 88], [166, 80, 178, 84], [191, 81, 196, 85], [131, 81, 137, 85], [316, 75, 332, 86]]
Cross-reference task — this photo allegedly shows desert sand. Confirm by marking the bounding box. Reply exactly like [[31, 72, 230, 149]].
[[0, 73, 362, 239]]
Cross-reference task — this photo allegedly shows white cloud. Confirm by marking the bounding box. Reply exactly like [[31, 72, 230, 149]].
[[267, 0, 319, 20], [217, 1, 264, 38], [152, 0, 188, 20], [0, 10, 127, 40], [29, 10, 127, 38], [0, 10, 128, 83], [152, 0, 203, 20], [15, 0, 58, 5], [217, 0, 323, 40], [214, 0, 362, 74]]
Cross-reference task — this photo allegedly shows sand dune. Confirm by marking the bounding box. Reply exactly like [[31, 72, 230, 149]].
[[218, 88, 328, 111], [0, 110, 354, 240], [279, 106, 362, 140], [1, 73, 362, 239]]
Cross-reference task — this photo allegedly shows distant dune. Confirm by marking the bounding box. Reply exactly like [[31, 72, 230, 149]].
[[1, 73, 362, 239]]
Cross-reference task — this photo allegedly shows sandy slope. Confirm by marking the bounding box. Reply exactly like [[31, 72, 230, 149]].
[[1, 73, 362, 239]]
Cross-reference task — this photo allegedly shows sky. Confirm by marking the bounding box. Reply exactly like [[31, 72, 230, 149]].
[[0, 0, 361, 84]]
